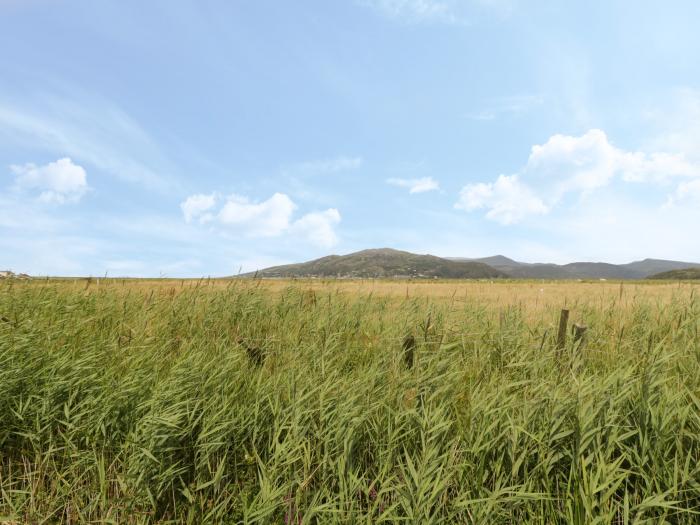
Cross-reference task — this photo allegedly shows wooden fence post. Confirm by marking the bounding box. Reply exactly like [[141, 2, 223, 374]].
[[556, 309, 570, 350], [572, 323, 588, 348], [402, 334, 416, 369]]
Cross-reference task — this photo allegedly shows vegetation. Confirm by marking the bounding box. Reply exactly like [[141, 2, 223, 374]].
[[246, 249, 700, 280], [243, 248, 507, 279], [454, 256, 700, 280], [1, 278, 700, 523], [648, 267, 700, 280]]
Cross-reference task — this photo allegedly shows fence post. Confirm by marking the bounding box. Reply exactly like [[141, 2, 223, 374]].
[[556, 309, 570, 350], [572, 323, 588, 348], [402, 334, 416, 369]]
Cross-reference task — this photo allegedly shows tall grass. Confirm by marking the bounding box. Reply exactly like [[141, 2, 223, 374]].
[[1, 279, 699, 523]]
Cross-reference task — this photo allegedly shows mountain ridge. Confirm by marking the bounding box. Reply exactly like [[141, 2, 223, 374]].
[[242, 249, 700, 280], [241, 248, 506, 279], [647, 267, 700, 280], [450, 256, 700, 280]]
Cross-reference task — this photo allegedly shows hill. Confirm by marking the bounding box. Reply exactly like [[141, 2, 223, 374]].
[[450, 256, 700, 279], [621, 259, 700, 276], [647, 268, 700, 280], [245, 250, 700, 280], [243, 248, 507, 279]]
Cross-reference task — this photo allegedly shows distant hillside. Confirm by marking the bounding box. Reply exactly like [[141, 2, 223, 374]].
[[647, 268, 700, 280], [561, 262, 638, 280], [621, 259, 700, 276], [243, 248, 507, 279], [450, 256, 700, 280], [244, 250, 700, 281]]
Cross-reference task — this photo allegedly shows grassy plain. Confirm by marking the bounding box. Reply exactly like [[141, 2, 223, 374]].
[[1, 278, 699, 523]]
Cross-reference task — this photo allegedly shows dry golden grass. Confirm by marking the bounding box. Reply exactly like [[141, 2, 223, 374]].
[[44, 276, 700, 317]]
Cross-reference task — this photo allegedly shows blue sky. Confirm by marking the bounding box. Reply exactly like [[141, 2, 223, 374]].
[[2, 0, 700, 276]]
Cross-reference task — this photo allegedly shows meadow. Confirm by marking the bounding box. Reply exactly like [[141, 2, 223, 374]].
[[1, 278, 699, 523]]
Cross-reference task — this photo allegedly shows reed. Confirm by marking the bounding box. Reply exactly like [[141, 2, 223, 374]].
[[1, 278, 699, 523]]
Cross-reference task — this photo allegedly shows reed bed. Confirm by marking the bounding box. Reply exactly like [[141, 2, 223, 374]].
[[1, 278, 699, 523]]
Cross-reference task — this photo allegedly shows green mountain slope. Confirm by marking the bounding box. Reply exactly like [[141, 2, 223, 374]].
[[647, 268, 700, 280], [243, 248, 507, 279], [450, 256, 700, 279], [621, 259, 700, 276]]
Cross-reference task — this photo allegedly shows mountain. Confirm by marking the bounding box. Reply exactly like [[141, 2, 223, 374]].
[[448, 257, 618, 278], [244, 250, 700, 280], [620, 259, 700, 276], [471, 255, 521, 267], [448, 256, 700, 279], [243, 248, 507, 279], [560, 262, 640, 280], [647, 268, 700, 280]]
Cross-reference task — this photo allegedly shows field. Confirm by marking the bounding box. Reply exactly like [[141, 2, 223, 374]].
[[1, 278, 700, 523]]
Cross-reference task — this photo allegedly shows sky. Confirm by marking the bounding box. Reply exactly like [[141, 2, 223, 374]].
[[2, 0, 700, 276]]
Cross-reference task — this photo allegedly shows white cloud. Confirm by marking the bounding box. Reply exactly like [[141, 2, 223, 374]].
[[180, 193, 217, 223], [665, 178, 700, 207], [218, 193, 297, 237], [617, 151, 699, 183], [525, 129, 618, 197], [387, 176, 439, 193], [10, 157, 88, 203], [527, 130, 698, 191], [455, 174, 548, 225], [180, 191, 342, 246], [457, 129, 700, 224], [290, 208, 342, 248]]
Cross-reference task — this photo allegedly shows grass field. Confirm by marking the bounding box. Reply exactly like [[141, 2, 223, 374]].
[[1, 278, 700, 523]]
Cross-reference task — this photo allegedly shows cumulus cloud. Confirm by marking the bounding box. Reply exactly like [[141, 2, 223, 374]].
[[290, 208, 342, 248], [218, 193, 297, 237], [10, 157, 88, 203], [525, 129, 618, 196], [665, 178, 700, 207], [456, 129, 700, 224], [455, 174, 548, 225], [386, 176, 439, 193], [180, 191, 342, 247], [527, 130, 698, 193], [617, 152, 699, 183], [180, 193, 217, 223]]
